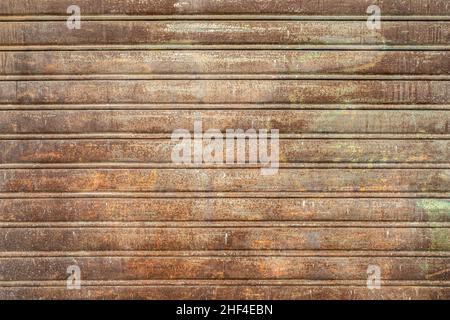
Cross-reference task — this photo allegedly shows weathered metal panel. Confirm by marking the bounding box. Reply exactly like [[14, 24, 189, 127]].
[[1, 51, 450, 77], [0, 0, 449, 16], [0, 226, 448, 251], [0, 0, 448, 300], [1, 257, 449, 280], [0, 198, 448, 222], [0, 21, 449, 46], [1, 140, 448, 164], [1, 80, 450, 104]]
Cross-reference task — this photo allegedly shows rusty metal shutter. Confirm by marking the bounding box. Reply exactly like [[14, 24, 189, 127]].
[[0, 0, 449, 300]]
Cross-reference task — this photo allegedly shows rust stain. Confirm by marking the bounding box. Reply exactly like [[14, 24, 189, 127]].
[[0, 0, 449, 301]]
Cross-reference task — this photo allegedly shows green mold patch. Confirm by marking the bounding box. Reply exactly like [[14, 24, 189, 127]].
[[417, 199, 450, 222], [431, 228, 450, 251], [418, 261, 429, 274]]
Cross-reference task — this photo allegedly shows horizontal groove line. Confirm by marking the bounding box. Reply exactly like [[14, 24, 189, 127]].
[[0, 276, 450, 289], [0, 138, 443, 142], [1, 222, 448, 228], [5, 165, 450, 169], [0, 134, 448, 140], [2, 163, 450, 169], [1, 104, 449, 111], [2, 250, 449, 258], [1, 15, 450, 21], [0, 280, 448, 288], [2, 75, 450, 81], [1, 45, 450, 51], [0, 192, 448, 199], [2, 286, 448, 290]]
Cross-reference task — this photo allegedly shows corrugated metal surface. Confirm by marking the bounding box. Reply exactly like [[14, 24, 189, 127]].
[[0, 0, 449, 300]]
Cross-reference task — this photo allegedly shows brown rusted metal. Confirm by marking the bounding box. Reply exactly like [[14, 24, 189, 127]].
[[0, 21, 449, 46], [0, 0, 449, 300], [0, 0, 449, 16]]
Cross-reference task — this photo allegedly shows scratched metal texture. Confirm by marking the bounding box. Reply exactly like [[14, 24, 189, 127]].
[[0, 0, 449, 300]]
